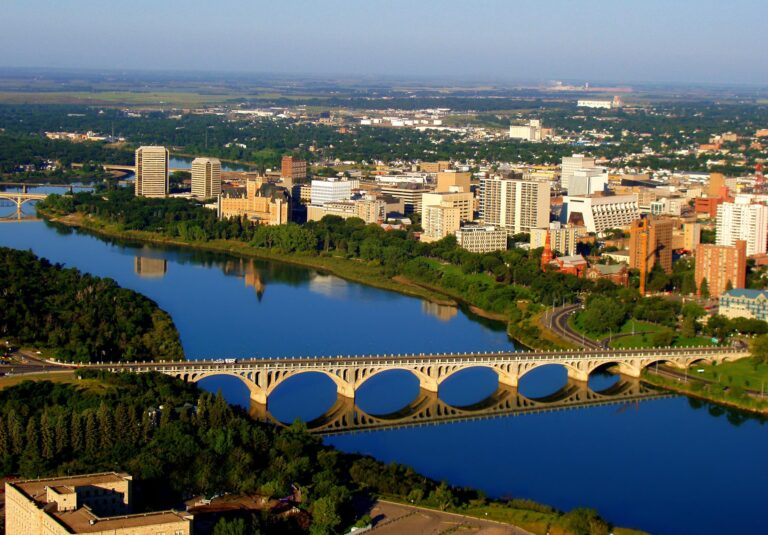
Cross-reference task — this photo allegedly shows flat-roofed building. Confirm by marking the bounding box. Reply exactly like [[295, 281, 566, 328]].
[[568, 167, 608, 196], [310, 178, 359, 205], [307, 199, 385, 224], [5, 472, 192, 535], [191, 157, 222, 199], [422, 203, 461, 242], [629, 218, 675, 274], [719, 289, 768, 320], [436, 170, 471, 193], [480, 175, 550, 235], [378, 183, 432, 214], [684, 222, 702, 251], [695, 241, 747, 298], [530, 222, 588, 256], [562, 194, 639, 234], [420, 161, 451, 173], [422, 191, 473, 222], [561, 155, 596, 191], [134, 146, 168, 197], [456, 224, 508, 253], [281, 155, 307, 187], [509, 120, 545, 141], [716, 199, 768, 256]]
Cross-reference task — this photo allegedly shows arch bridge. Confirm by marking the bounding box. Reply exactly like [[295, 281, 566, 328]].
[[92, 345, 749, 405], [0, 191, 48, 209]]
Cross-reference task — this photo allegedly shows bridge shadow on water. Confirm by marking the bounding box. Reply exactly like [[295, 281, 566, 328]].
[[249, 377, 671, 436]]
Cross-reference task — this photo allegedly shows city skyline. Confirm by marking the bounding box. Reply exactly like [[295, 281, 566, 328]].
[[2, 0, 767, 85]]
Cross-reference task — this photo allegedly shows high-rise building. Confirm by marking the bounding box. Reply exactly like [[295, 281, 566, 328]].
[[708, 172, 726, 198], [479, 175, 550, 235], [683, 222, 702, 251], [567, 167, 608, 196], [134, 146, 169, 197], [281, 155, 307, 187], [191, 157, 221, 198], [695, 241, 747, 298], [422, 203, 461, 242], [561, 155, 596, 191], [436, 170, 472, 193], [421, 191, 473, 222], [715, 199, 768, 256], [629, 218, 675, 274]]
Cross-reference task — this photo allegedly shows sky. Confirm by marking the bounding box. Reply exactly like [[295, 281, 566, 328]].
[[2, 0, 767, 85]]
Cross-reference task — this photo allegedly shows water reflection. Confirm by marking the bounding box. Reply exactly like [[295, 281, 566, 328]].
[[252, 378, 670, 436], [421, 301, 459, 322], [134, 254, 168, 278]]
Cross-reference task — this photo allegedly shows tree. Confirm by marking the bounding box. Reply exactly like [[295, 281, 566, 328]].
[[71, 412, 83, 453], [310, 496, 342, 535], [212, 517, 247, 535], [699, 278, 710, 299], [751, 335, 768, 364]]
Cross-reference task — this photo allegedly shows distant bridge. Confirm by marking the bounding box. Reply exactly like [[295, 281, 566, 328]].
[[0, 191, 48, 209], [97, 164, 188, 174], [92, 346, 749, 405], [251, 379, 672, 436], [0, 182, 89, 192]]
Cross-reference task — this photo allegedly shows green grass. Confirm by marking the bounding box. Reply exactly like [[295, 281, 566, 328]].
[[610, 333, 713, 349], [691, 357, 768, 392]]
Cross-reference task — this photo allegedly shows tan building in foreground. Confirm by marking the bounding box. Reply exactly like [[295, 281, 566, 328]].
[[436, 171, 471, 193], [421, 191, 474, 222], [307, 199, 386, 224], [219, 177, 289, 225], [455, 225, 508, 253], [422, 203, 461, 242], [5, 472, 192, 535]]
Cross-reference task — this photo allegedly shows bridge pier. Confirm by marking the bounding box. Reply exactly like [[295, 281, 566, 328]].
[[566, 368, 589, 383]]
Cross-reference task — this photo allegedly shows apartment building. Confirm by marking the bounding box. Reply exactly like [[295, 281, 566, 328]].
[[480, 175, 550, 235], [628, 218, 675, 274], [134, 146, 169, 197], [455, 225, 508, 253], [436, 170, 472, 193], [719, 289, 768, 321], [715, 199, 768, 256], [191, 157, 222, 198], [695, 241, 747, 298], [281, 155, 307, 186], [377, 183, 432, 214], [5, 473, 192, 535], [422, 203, 461, 242], [421, 191, 473, 222], [530, 222, 588, 256], [310, 178, 359, 205]]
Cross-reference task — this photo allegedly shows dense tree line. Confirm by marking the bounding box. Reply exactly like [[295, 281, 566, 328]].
[[0, 373, 615, 535], [0, 247, 183, 362], [40, 190, 608, 317]]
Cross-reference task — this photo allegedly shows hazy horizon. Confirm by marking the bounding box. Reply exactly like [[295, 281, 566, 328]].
[[3, 0, 767, 86]]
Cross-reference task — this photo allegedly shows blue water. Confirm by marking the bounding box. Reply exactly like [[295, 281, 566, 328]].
[[1, 217, 766, 535]]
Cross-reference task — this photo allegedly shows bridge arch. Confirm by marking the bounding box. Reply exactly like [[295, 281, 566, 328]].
[[265, 369, 355, 400], [438, 364, 518, 389], [354, 366, 438, 393], [184, 370, 266, 404], [517, 360, 588, 383]]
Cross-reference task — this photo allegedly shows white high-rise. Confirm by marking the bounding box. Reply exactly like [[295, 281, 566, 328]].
[[310, 178, 360, 205], [479, 175, 550, 235], [561, 154, 596, 191], [191, 157, 222, 199], [568, 167, 608, 196], [135, 146, 169, 198], [716, 199, 768, 256]]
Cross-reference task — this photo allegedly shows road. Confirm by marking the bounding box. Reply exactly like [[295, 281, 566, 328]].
[[541, 304, 602, 349]]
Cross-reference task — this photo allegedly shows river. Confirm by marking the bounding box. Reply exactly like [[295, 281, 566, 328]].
[[0, 194, 766, 534]]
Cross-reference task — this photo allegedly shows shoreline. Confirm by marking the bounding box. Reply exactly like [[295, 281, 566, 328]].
[[42, 210, 540, 341]]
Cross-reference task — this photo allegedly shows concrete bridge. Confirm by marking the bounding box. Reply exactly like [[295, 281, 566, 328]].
[[92, 345, 749, 405], [0, 191, 48, 209], [251, 379, 672, 436]]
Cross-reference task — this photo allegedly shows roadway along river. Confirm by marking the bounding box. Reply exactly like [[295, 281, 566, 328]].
[[1, 198, 767, 534]]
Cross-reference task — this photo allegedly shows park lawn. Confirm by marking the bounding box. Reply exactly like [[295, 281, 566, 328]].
[[570, 315, 666, 342], [0, 371, 111, 394], [610, 334, 713, 349], [692, 357, 768, 392]]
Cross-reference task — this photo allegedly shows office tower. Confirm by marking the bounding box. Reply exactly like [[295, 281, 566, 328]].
[[455, 225, 508, 253], [568, 168, 608, 196], [561, 154, 596, 191], [715, 199, 768, 256], [191, 157, 221, 198], [479, 175, 550, 235], [629, 218, 675, 275], [134, 146, 169, 197], [310, 178, 359, 205], [695, 241, 747, 298], [562, 194, 639, 234], [436, 170, 472, 193]]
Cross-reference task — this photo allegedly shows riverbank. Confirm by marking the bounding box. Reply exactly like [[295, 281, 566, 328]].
[[42, 210, 561, 351]]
